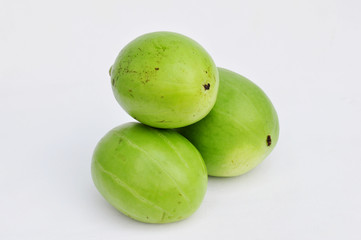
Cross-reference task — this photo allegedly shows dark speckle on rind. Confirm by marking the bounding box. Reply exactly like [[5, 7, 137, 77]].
[[111, 78, 115, 87], [141, 79, 150, 85], [156, 120, 172, 123], [155, 67, 159, 70], [124, 69, 137, 74], [267, 135, 272, 146], [203, 83, 210, 90]]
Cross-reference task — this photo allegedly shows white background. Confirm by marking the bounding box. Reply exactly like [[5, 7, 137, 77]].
[[1, 0, 361, 239]]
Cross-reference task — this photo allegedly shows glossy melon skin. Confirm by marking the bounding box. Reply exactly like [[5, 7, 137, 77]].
[[91, 123, 207, 223], [178, 68, 279, 177], [110, 32, 219, 129]]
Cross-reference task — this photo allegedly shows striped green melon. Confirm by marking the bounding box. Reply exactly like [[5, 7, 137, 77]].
[[91, 123, 207, 223]]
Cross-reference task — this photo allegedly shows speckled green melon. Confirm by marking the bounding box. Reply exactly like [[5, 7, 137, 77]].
[[110, 32, 219, 128]]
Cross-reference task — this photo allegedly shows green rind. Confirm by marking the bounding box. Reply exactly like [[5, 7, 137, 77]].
[[111, 32, 219, 129], [178, 68, 279, 177], [91, 123, 208, 223]]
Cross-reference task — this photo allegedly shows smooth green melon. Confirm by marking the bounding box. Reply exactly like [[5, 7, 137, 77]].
[[178, 68, 279, 177]]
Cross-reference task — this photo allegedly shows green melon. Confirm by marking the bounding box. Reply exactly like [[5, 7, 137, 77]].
[[178, 68, 279, 177], [110, 32, 219, 128], [91, 123, 207, 223]]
